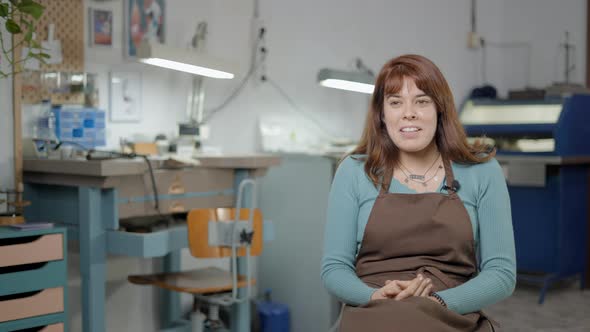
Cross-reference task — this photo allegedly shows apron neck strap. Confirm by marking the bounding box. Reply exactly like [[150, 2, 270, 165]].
[[442, 156, 458, 194], [379, 167, 393, 195]]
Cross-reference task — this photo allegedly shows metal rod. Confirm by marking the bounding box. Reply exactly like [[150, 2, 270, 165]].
[[471, 0, 477, 33], [565, 31, 571, 84]]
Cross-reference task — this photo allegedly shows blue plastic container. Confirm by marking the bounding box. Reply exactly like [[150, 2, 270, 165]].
[[257, 300, 290, 332], [53, 106, 106, 148]]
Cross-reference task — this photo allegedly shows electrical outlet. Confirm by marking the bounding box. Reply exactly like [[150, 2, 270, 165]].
[[467, 32, 481, 49]]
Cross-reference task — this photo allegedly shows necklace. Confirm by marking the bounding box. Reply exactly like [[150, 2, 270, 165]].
[[399, 154, 440, 181], [399, 163, 443, 187]]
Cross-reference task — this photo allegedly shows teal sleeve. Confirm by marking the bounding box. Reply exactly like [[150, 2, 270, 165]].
[[437, 159, 517, 314], [320, 157, 376, 306]]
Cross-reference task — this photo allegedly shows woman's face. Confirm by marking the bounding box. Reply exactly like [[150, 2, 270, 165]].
[[382, 77, 438, 154]]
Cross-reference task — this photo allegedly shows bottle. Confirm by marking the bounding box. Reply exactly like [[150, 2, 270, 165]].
[[36, 100, 58, 159], [37, 99, 57, 141], [190, 310, 206, 332], [47, 108, 57, 141], [257, 289, 290, 332]]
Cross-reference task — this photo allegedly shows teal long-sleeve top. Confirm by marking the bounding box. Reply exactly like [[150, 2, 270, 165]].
[[320, 155, 516, 315]]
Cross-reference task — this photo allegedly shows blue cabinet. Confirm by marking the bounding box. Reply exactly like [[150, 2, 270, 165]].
[[461, 95, 590, 303], [0, 226, 68, 331]]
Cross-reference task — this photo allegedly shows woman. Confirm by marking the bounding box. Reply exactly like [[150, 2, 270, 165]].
[[321, 54, 516, 331]]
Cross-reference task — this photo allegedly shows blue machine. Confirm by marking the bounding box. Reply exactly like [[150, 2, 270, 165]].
[[460, 94, 590, 303]]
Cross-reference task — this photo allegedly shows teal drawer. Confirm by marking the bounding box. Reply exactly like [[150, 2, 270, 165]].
[[0, 260, 67, 296], [0, 312, 65, 331]]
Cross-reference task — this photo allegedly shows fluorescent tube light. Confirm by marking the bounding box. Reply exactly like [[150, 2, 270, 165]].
[[139, 58, 233, 79], [317, 68, 374, 94], [137, 41, 236, 79]]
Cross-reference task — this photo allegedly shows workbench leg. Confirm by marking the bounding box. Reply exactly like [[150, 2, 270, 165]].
[[160, 251, 182, 329], [232, 170, 252, 332], [79, 187, 106, 332]]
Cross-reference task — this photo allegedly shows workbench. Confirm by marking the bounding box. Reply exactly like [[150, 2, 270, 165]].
[[23, 155, 280, 332]]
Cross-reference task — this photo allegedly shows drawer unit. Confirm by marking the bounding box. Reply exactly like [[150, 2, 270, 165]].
[[116, 168, 235, 219], [0, 234, 63, 268], [0, 313, 65, 332], [0, 288, 64, 323], [0, 227, 67, 331]]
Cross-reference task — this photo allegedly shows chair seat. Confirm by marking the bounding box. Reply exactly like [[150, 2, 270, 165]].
[[128, 267, 255, 294]]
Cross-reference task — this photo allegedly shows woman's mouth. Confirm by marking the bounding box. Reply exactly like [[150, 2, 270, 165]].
[[399, 126, 422, 138], [400, 126, 421, 132]]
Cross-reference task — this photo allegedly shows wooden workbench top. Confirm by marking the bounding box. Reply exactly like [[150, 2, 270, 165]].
[[23, 155, 281, 177]]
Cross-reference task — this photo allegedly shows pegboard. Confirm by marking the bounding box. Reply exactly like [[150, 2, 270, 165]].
[[22, 0, 85, 104]]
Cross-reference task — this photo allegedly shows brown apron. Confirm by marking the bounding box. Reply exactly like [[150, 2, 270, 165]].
[[339, 158, 495, 332]]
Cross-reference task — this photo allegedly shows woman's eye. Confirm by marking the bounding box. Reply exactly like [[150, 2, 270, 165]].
[[417, 99, 431, 105], [388, 100, 401, 106]]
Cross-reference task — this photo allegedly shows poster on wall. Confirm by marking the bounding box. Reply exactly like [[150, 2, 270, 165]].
[[89, 8, 113, 47], [109, 72, 142, 122], [125, 0, 165, 57]]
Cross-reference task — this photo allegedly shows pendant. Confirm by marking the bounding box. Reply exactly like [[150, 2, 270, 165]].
[[434, 176, 439, 181], [404, 177, 409, 183], [409, 174, 425, 181], [422, 182, 427, 187]]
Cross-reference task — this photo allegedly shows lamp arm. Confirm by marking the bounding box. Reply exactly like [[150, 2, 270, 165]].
[[355, 58, 375, 77]]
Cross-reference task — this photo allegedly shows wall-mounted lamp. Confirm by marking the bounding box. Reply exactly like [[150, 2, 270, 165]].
[[136, 41, 237, 79], [317, 58, 375, 94]]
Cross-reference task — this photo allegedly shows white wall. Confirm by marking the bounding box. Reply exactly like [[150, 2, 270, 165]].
[[83, 0, 590, 154], [190, 0, 491, 152], [496, 0, 587, 96]]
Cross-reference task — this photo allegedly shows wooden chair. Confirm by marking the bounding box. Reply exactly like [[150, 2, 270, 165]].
[[128, 207, 263, 326]]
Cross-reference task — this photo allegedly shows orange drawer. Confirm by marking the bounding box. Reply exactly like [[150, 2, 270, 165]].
[[0, 287, 64, 323], [0, 234, 63, 268]]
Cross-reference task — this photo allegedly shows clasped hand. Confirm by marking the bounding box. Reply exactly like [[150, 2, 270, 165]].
[[370, 274, 438, 303]]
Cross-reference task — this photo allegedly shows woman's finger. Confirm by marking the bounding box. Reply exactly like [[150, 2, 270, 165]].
[[396, 275, 421, 289], [421, 284, 433, 297], [383, 280, 402, 296], [395, 277, 422, 300], [414, 278, 431, 296], [396, 279, 413, 288]]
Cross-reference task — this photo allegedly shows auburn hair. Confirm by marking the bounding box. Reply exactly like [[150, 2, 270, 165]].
[[349, 54, 494, 188]]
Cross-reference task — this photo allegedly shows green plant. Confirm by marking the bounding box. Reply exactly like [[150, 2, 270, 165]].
[[0, 0, 47, 78]]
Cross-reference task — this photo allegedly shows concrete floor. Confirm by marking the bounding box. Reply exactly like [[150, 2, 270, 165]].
[[485, 278, 590, 332]]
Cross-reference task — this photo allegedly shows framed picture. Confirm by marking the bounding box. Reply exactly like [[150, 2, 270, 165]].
[[109, 72, 142, 122], [125, 0, 166, 58], [89, 8, 113, 47]]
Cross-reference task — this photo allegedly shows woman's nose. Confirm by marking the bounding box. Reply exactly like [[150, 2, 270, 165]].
[[402, 106, 417, 120]]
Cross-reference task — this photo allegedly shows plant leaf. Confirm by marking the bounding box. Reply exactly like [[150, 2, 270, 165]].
[[28, 52, 50, 64], [30, 40, 42, 49], [24, 30, 33, 42], [6, 19, 22, 34], [18, 1, 45, 20], [21, 19, 32, 27], [0, 4, 9, 18]]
